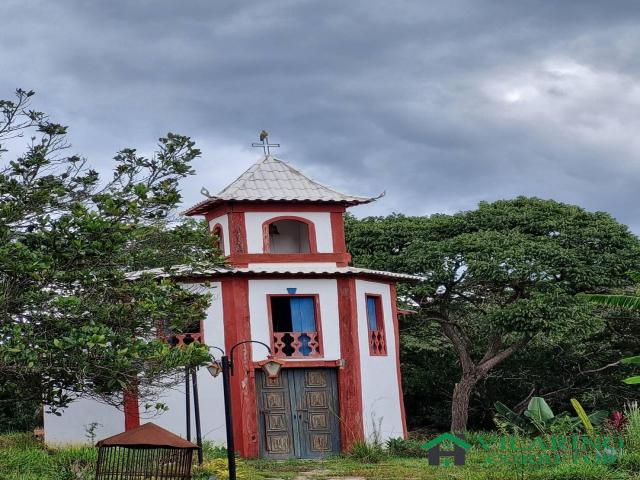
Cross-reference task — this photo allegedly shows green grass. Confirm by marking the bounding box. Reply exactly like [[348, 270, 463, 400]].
[[0, 432, 637, 480]]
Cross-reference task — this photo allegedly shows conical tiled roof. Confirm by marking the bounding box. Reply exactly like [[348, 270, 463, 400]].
[[96, 422, 198, 449], [185, 155, 379, 215]]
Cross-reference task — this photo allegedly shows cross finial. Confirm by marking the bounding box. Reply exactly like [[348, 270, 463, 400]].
[[252, 130, 280, 155]]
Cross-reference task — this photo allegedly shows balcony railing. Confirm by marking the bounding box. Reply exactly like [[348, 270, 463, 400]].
[[368, 330, 387, 356], [164, 332, 204, 348], [272, 331, 321, 358]]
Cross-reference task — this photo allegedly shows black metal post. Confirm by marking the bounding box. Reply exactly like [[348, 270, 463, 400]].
[[191, 368, 203, 465], [221, 355, 236, 480], [185, 366, 191, 441]]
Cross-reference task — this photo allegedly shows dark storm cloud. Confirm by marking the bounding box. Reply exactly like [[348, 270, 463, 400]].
[[2, 0, 639, 230]]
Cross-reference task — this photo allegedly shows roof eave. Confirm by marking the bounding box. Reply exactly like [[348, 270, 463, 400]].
[[183, 197, 376, 216]]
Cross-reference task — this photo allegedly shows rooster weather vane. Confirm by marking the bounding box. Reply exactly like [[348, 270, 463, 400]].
[[252, 130, 280, 155]]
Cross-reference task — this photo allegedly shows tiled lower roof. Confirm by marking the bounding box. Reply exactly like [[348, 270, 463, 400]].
[[126, 265, 425, 282]]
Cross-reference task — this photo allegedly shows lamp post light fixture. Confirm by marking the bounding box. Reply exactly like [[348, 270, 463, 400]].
[[206, 341, 283, 480]]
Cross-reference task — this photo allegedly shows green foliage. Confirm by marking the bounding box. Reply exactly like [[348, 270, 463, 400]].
[[495, 397, 607, 435], [346, 440, 387, 463], [528, 463, 622, 480], [624, 402, 640, 452], [345, 199, 640, 430], [572, 398, 595, 438], [618, 452, 640, 473], [385, 437, 427, 458], [0, 89, 222, 421]]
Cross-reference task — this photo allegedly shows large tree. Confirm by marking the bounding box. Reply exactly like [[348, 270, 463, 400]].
[[346, 198, 640, 431], [0, 89, 221, 422]]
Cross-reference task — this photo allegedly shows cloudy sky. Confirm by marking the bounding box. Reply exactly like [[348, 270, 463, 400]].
[[2, 1, 640, 230]]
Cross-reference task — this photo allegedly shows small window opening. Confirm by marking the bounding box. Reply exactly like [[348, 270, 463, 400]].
[[366, 295, 387, 356], [270, 295, 321, 357], [212, 224, 224, 253], [267, 220, 310, 253]]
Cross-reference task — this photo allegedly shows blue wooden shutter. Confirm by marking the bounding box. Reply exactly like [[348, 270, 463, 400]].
[[366, 296, 378, 331], [290, 297, 316, 332]]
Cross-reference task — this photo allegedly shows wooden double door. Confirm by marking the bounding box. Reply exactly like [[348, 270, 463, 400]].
[[256, 368, 341, 459]]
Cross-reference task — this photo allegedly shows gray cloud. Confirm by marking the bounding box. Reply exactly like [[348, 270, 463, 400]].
[[1, 0, 639, 230]]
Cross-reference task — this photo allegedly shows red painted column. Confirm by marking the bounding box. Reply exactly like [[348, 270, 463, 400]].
[[337, 277, 365, 451], [228, 212, 248, 259], [390, 284, 408, 438], [123, 388, 140, 431], [330, 210, 351, 266], [221, 277, 259, 457]]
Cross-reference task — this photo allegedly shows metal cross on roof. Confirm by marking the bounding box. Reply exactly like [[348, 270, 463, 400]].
[[252, 130, 280, 155]]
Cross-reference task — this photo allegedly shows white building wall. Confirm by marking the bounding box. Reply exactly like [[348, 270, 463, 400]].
[[44, 283, 228, 445], [355, 279, 404, 441], [44, 397, 125, 445], [248, 278, 341, 361], [244, 211, 333, 254], [208, 214, 230, 256]]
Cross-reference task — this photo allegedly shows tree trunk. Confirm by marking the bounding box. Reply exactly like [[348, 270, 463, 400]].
[[450, 373, 477, 432]]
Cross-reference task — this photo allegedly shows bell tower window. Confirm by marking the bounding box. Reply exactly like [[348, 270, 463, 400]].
[[263, 217, 316, 254], [212, 223, 224, 254]]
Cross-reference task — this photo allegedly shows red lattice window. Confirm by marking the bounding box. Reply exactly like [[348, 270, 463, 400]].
[[158, 319, 204, 348], [366, 294, 387, 356]]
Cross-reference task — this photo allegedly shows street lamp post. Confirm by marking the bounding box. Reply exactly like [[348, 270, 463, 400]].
[[207, 341, 283, 480]]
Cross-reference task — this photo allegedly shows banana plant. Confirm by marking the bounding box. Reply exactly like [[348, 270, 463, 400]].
[[494, 397, 607, 435], [581, 272, 640, 385]]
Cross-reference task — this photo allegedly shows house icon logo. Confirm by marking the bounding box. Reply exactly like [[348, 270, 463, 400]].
[[421, 433, 471, 466]]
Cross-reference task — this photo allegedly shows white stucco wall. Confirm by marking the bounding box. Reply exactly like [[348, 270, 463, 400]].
[[244, 211, 333, 254], [208, 214, 230, 255], [44, 283, 228, 445], [355, 279, 404, 441], [248, 278, 341, 361], [44, 397, 125, 445]]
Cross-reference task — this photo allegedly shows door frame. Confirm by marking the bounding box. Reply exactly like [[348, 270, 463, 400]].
[[256, 367, 341, 459]]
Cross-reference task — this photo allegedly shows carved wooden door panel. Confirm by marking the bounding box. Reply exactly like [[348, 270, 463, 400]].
[[292, 368, 341, 458], [257, 368, 340, 459], [256, 369, 296, 459]]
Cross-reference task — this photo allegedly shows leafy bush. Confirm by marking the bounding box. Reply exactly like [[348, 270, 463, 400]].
[[201, 441, 228, 459], [346, 441, 387, 463], [385, 437, 426, 458], [495, 397, 607, 435]]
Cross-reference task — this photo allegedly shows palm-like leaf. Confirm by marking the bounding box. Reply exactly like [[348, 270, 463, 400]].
[[571, 398, 594, 438], [581, 294, 640, 309]]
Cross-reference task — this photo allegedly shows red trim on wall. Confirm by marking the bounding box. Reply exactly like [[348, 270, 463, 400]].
[[337, 277, 365, 451], [251, 359, 342, 369], [266, 293, 324, 358], [261, 216, 318, 254], [203, 202, 347, 221], [390, 284, 408, 438], [228, 212, 248, 255], [123, 388, 140, 431], [227, 252, 351, 267], [365, 293, 388, 356], [221, 277, 259, 457], [212, 223, 225, 254], [330, 211, 347, 259]]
